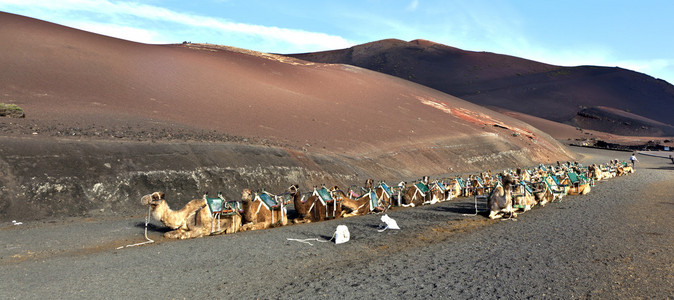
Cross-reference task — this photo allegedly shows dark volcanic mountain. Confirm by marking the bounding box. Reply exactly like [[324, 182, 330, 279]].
[[288, 39, 674, 136]]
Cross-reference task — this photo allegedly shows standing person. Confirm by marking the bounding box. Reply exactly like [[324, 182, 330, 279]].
[[669, 154, 673, 164], [630, 153, 638, 168]]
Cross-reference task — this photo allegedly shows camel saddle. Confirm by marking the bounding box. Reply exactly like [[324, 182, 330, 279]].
[[256, 192, 283, 210], [378, 182, 393, 197], [204, 196, 240, 216], [566, 172, 585, 185], [414, 182, 429, 195], [367, 190, 379, 211], [550, 175, 568, 187], [519, 181, 534, 195], [432, 181, 447, 192], [314, 187, 340, 205]]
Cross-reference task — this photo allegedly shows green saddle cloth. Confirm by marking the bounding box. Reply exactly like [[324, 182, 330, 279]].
[[415, 182, 429, 194], [205, 197, 223, 214], [205, 197, 239, 215], [567, 172, 582, 184], [258, 192, 282, 209], [316, 187, 335, 203]]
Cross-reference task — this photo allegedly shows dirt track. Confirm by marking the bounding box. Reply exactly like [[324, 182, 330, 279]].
[[1, 148, 672, 299]]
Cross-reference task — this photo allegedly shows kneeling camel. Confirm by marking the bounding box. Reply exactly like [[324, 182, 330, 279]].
[[141, 192, 242, 239]]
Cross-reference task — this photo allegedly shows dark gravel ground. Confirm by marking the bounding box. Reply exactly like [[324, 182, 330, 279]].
[[0, 148, 672, 299]]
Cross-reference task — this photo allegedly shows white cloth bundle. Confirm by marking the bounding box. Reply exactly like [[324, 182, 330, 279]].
[[333, 225, 350, 244], [378, 214, 400, 232]]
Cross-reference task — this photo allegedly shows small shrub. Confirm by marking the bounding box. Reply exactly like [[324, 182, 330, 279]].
[[0, 103, 25, 118]]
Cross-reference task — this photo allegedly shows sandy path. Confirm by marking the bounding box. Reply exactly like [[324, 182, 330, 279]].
[[0, 148, 672, 299]]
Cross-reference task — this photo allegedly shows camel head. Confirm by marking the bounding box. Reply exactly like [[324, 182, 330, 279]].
[[364, 179, 374, 190], [329, 186, 349, 199], [141, 191, 165, 207], [501, 173, 515, 189], [241, 189, 254, 202], [288, 184, 300, 196]]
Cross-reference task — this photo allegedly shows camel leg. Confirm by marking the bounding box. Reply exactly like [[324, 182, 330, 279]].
[[164, 229, 206, 239], [241, 221, 271, 231], [164, 229, 184, 239], [293, 218, 311, 224]]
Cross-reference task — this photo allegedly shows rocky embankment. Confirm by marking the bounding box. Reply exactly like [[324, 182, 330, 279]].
[[0, 133, 571, 222]]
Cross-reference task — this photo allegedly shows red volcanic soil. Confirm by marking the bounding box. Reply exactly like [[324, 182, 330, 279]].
[[289, 39, 674, 137], [0, 12, 568, 159]]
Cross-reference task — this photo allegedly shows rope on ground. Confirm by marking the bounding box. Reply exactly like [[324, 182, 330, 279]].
[[287, 229, 339, 246], [463, 195, 484, 216], [117, 205, 155, 249], [286, 238, 329, 246]]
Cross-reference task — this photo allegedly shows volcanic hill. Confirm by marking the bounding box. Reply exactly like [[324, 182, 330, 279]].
[[0, 12, 572, 221], [289, 39, 674, 137]]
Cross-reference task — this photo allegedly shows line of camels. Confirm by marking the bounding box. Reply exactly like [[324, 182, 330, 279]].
[[140, 160, 634, 239]]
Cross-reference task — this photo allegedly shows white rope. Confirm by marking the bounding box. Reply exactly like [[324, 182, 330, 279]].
[[463, 195, 482, 216], [286, 237, 329, 246], [117, 205, 155, 249]]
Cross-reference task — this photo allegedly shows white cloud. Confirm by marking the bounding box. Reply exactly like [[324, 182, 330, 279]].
[[0, 0, 354, 52], [67, 21, 168, 44]]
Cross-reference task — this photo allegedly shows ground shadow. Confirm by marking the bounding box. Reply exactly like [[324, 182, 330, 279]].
[[136, 222, 171, 233], [433, 201, 487, 215], [646, 165, 674, 171]]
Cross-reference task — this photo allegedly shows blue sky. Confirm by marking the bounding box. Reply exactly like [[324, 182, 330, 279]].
[[2, 0, 673, 84]]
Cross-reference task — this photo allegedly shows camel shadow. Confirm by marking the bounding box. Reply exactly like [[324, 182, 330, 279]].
[[646, 165, 674, 171], [433, 202, 487, 216], [135, 222, 171, 233]]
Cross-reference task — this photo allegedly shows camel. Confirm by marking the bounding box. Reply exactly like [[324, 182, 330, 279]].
[[387, 181, 407, 206], [373, 182, 394, 210], [401, 177, 431, 207], [240, 189, 288, 231], [616, 161, 634, 176], [441, 178, 462, 200], [532, 183, 554, 206], [469, 175, 489, 196], [511, 181, 537, 212], [289, 185, 342, 223], [331, 186, 381, 217], [562, 172, 591, 196], [599, 164, 615, 179], [516, 168, 531, 182], [589, 164, 604, 181], [427, 180, 451, 203], [543, 175, 568, 199], [487, 175, 517, 219], [141, 191, 242, 239]]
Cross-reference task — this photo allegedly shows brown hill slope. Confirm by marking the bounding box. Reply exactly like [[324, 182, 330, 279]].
[[0, 13, 572, 221], [288, 39, 674, 136]]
